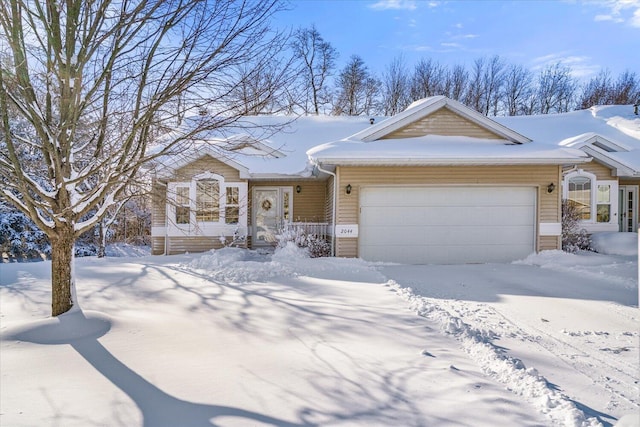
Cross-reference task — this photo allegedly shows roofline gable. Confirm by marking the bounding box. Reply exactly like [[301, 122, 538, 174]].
[[559, 132, 631, 152], [154, 147, 251, 179], [350, 96, 532, 144], [580, 146, 636, 177]]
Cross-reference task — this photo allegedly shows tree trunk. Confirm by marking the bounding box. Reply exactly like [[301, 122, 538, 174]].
[[50, 224, 75, 316], [98, 221, 106, 258]]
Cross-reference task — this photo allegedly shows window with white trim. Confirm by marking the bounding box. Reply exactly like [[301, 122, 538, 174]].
[[567, 175, 591, 220], [196, 180, 220, 222], [597, 184, 611, 223], [225, 186, 240, 224], [564, 170, 618, 225], [175, 186, 190, 224]]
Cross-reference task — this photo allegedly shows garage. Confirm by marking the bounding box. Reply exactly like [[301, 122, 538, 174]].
[[359, 186, 537, 264]]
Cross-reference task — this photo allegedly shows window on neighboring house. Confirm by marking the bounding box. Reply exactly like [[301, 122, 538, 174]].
[[225, 186, 239, 224], [568, 175, 591, 220], [597, 184, 611, 223], [175, 186, 190, 224], [196, 180, 219, 222]]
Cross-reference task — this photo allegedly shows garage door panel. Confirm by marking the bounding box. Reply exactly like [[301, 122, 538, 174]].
[[359, 186, 536, 264]]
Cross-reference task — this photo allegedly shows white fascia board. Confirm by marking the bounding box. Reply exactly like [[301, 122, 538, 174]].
[[314, 157, 592, 166], [581, 146, 637, 177], [248, 172, 311, 180]]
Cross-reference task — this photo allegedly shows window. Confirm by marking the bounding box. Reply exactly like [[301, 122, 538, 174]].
[[597, 185, 611, 223], [175, 186, 190, 224], [564, 171, 618, 229], [568, 175, 591, 220], [283, 191, 290, 221], [225, 186, 239, 224], [196, 180, 219, 222]]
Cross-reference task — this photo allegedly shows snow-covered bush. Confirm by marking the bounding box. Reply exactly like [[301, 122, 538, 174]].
[[561, 199, 591, 253], [0, 209, 101, 261], [0, 211, 50, 260], [276, 227, 331, 258]]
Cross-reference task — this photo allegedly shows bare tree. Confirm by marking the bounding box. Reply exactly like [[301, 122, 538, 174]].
[[227, 50, 297, 115], [611, 70, 640, 105], [464, 56, 505, 115], [333, 55, 379, 116], [578, 69, 613, 109], [410, 58, 446, 101], [0, 0, 286, 316], [502, 64, 534, 116], [536, 62, 576, 114], [290, 25, 337, 115], [443, 64, 468, 102], [381, 55, 411, 115]]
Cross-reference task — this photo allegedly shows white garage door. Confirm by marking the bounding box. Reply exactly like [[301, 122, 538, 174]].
[[359, 186, 536, 264]]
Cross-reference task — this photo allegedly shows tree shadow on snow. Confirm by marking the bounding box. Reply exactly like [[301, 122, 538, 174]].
[[6, 309, 314, 427]]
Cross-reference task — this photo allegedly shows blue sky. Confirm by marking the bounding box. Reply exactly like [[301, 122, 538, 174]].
[[274, 0, 639, 81]]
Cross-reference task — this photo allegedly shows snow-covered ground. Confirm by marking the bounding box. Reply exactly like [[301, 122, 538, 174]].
[[0, 236, 638, 427]]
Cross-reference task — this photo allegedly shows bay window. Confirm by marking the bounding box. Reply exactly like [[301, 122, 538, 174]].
[[167, 173, 247, 233]]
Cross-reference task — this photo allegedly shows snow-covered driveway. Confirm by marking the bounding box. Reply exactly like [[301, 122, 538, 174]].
[[380, 250, 638, 427], [1, 245, 637, 427]]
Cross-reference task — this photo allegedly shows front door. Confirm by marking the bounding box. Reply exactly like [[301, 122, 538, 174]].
[[618, 185, 638, 232], [253, 187, 293, 246]]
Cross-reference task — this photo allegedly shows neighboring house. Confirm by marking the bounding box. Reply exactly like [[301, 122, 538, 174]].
[[151, 96, 640, 264]]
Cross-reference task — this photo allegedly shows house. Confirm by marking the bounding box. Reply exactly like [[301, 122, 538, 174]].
[[151, 96, 640, 264]]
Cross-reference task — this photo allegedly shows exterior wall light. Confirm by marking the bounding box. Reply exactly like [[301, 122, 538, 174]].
[[296, 185, 301, 193], [547, 183, 555, 193], [346, 184, 352, 195]]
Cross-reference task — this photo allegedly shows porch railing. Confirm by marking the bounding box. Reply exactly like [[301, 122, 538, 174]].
[[283, 222, 330, 240]]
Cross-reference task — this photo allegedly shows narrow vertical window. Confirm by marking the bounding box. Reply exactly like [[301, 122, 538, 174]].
[[597, 185, 610, 223], [568, 176, 591, 220], [225, 187, 239, 224], [175, 186, 190, 224], [283, 191, 290, 221], [196, 180, 219, 222]]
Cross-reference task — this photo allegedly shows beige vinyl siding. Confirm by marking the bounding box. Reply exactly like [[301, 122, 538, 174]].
[[335, 164, 561, 258], [165, 236, 227, 255], [151, 181, 167, 255], [174, 155, 242, 181], [540, 235, 560, 251], [151, 181, 167, 228], [324, 176, 336, 250], [151, 237, 165, 255], [382, 107, 503, 140], [324, 175, 335, 225], [577, 160, 616, 180]]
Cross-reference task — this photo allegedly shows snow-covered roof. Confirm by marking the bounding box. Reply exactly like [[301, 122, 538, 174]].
[[153, 100, 640, 180], [308, 96, 591, 167], [153, 115, 378, 179], [495, 105, 640, 176], [307, 134, 589, 166]]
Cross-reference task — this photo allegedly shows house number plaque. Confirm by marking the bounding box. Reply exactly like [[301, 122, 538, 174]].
[[335, 224, 358, 238]]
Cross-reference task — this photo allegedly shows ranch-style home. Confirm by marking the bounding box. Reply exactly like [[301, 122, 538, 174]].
[[150, 96, 640, 264]]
